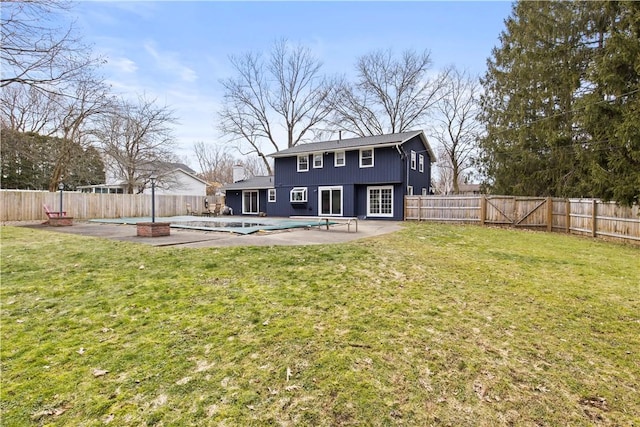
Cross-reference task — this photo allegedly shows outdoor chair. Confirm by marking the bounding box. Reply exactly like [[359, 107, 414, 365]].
[[43, 204, 66, 218]]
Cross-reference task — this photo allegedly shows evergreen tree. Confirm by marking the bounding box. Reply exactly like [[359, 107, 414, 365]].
[[479, 1, 639, 204], [0, 128, 105, 190], [479, 1, 591, 197], [579, 1, 640, 206]]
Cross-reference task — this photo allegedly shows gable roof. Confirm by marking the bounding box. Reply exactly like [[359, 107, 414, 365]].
[[165, 162, 197, 175], [269, 130, 436, 161], [172, 167, 210, 186], [221, 175, 275, 191]]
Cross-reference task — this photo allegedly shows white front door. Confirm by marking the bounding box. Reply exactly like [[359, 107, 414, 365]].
[[319, 186, 342, 216]]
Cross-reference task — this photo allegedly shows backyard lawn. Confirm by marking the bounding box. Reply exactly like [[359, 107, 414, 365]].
[[1, 223, 638, 426]]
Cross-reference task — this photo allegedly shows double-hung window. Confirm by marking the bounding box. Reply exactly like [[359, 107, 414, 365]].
[[419, 154, 424, 173], [268, 188, 276, 202], [411, 150, 417, 170], [313, 153, 323, 168], [360, 148, 374, 168], [334, 151, 345, 167], [290, 187, 308, 202], [297, 155, 309, 172]]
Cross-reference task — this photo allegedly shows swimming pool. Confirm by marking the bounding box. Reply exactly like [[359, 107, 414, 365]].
[[89, 216, 332, 235]]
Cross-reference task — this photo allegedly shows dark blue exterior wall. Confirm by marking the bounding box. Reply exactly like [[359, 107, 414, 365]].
[[274, 146, 404, 187], [224, 189, 270, 215], [227, 135, 431, 220], [402, 136, 433, 195]]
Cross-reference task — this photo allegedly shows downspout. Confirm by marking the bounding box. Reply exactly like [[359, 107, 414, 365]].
[[396, 144, 409, 195]]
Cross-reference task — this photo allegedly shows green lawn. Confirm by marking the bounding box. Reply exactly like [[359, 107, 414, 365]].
[[1, 223, 638, 426]]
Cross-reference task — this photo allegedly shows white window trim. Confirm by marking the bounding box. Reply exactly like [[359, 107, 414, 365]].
[[334, 151, 345, 167], [422, 187, 428, 196], [242, 190, 259, 214], [411, 150, 417, 170], [419, 154, 424, 173], [360, 148, 374, 168], [297, 155, 309, 172], [407, 185, 414, 196], [268, 188, 276, 202], [367, 185, 394, 218], [313, 153, 323, 169], [290, 187, 308, 203], [318, 185, 343, 216]]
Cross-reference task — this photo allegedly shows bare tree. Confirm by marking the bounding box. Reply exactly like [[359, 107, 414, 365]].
[[431, 146, 455, 195], [96, 96, 178, 194], [0, 85, 60, 134], [218, 39, 336, 174], [1, 0, 98, 94], [193, 142, 237, 184], [429, 67, 482, 194], [48, 76, 115, 190], [328, 49, 449, 137], [241, 155, 269, 178], [1, 74, 115, 190]]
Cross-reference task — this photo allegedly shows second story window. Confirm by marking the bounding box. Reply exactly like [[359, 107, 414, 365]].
[[411, 150, 417, 170], [334, 151, 345, 167], [419, 154, 425, 172], [297, 155, 309, 172], [360, 148, 374, 168], [313, 153, 323, 168]]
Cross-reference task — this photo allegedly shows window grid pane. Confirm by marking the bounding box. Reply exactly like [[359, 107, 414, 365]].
[[381, 189, 392, 214]]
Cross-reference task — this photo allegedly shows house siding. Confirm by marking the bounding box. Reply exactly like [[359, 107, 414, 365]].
[[225, 189, 269, 215], [274, 146, 404, 187], [403, 137, 433, 195], [223, 133, 433, 221]]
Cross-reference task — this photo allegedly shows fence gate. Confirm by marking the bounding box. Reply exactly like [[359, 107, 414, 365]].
[[485, 197, 549, 228]]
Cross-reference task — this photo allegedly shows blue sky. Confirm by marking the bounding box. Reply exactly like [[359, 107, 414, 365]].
[[71, 1, 514, 167]]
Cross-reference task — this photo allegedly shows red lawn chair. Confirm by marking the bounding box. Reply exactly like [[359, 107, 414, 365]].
[[43, 204, 66, 218]]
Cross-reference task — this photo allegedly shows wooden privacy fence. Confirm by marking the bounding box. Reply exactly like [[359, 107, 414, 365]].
[[405, 195, 640, 244], [1, 190, 206, 222]]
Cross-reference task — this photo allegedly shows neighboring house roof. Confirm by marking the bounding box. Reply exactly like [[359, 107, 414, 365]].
[[221, 176, 275, 191], [163, 162, 197, 175], [269, 130, 436, 161], [169, 167, 209, 186]]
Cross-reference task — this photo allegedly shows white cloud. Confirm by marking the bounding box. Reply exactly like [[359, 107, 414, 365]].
[[107, 57, 138, 74], [143, 41, 198, 83]]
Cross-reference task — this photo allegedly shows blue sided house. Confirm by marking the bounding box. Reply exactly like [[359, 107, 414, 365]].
[[222, 130, 436, 221]]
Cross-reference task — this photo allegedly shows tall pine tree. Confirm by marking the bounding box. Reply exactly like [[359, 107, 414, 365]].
[[579, 1, 640, 206], [479, 1, 639, 204]]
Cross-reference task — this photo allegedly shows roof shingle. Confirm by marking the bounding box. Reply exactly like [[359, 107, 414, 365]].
[[269, 130, 435, 160]]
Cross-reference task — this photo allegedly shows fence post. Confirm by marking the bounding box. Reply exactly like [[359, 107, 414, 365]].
[[480, 195, 486, 225], [403, 195, 407, 221], [417, 196, 422, 221], [565, 199, 571, 233], [546, 197, 553, 232], [592, 199, 597, 238]]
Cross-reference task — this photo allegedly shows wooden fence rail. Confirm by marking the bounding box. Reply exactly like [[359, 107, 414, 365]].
[[1, 190, 209, 222], [405, 195, 640, 244]]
